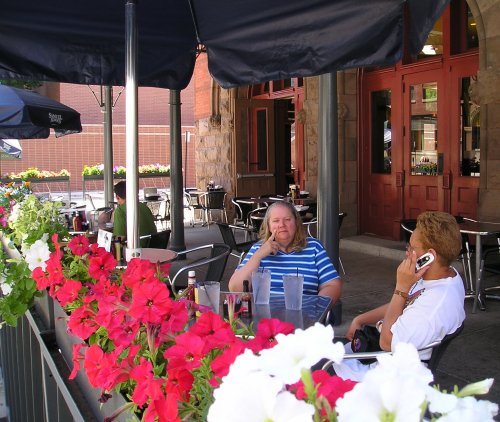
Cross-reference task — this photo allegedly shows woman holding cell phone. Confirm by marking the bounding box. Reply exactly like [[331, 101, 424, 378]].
[[332, 211, 466, 381], [228, 201, 342, 304]]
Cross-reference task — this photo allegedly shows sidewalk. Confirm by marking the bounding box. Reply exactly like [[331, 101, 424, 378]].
[[179, 225, 500, 404]]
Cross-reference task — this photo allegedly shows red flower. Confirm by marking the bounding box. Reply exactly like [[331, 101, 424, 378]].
[[188, 311, 236, 353], [54, 279, 82, 306], [130, 358, 164, 406], [247, 318, 295, 352], [128, 280, 172, 324], [32, 266, 50, 290], [69, 343, 86, 380], [144, 393, 180, 422], [165, 368, 194, 400], [67, 306, 99, 339], [210, 339, 246, 385], [68, 235, 90, 256], [290, 370, 357, 410], [83, 344, 105, 387], [88, 253, 117, 280], [164, 332, 205, 371], [121, 258, 157, 289]]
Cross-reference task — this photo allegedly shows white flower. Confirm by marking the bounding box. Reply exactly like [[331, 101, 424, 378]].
[[23, 239, 51, 271], [257, 323, 344, 384], [208, 371, 314, 422], [336, 343, 431, 422], [457, 378, 494, 397], [435, 396, 498, 422], [8, 203, 20, 223], [336, 375, 426, 422]]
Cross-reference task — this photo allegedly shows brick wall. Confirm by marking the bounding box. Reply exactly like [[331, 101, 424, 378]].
[[0, 82, 196, 194]]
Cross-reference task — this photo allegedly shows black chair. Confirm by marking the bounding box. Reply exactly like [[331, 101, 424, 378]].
[[149, 230, 171, 249], [216, 222, 254, 263], [476, 233, 500, 303], [170, 244, 231, 291], [200, 191, 228, 227], [248, 206, 268, 234], [323, 322, 465, 374], [232, 196, 254, 227]]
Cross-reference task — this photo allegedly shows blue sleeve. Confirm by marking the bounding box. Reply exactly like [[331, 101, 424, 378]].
[[310, 239, 339, 285], [237, 242, 262, 269]]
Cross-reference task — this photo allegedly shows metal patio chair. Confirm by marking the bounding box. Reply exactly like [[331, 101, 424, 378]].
[[170, 243, 231, 292], [216, 222, 255, 264]]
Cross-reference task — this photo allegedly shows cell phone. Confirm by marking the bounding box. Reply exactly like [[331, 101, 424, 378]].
[[415, 252, 435, 270]]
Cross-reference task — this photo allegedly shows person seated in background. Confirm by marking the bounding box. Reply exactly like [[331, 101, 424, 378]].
[[333, 211, 465, 381], [229, 201, 342, 304], [113, 181, 157, 247]]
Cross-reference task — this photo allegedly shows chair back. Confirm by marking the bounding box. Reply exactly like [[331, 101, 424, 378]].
[[426, 322, 465, 372], [170, 244, 231, 290], [206, 191, 226, 210], [216, 222, 238, 249], [148, 230, 171, 249], [232, 196, 253, 225], [400, 219, 417, 243], [339, 212, 347, 229], [249, 206, 268, 233]]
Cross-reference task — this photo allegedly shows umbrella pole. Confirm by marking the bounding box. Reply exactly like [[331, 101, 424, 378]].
[[318, 73, 339, 270], [125, 0, 140, 256], [103, 86, 114, 207]]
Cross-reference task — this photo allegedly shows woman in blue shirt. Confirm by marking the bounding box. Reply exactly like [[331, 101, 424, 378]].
[[229, 201, 342, 303]]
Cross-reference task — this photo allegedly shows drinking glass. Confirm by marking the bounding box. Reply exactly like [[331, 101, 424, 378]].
[[197, 281, 220, 313], [283, 274, 304, 310], [251, 269, 271, 305]]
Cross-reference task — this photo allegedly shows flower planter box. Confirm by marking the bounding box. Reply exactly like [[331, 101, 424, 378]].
[[82, 173, 170, 196], [0, 176, 72, 202], [54, 300, 139, 421]]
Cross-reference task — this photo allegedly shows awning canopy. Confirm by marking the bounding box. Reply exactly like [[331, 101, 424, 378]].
[[0, 0, 449, 89]]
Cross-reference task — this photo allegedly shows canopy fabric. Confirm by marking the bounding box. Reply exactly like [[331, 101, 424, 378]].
[[0, 139, 22, 160], [0, 0, 449, 89], [0, 85, 82, 139]]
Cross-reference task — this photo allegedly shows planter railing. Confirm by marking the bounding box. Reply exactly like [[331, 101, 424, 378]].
[[82, 173, 170, 197], [0, 176, 72, 202], [0, 233, 137, 422]]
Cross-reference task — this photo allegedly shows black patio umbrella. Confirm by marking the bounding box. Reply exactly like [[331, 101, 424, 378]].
[[0, 0, 448, 90], [0, 138, 22, 160], [0, 85, 82, 140], [0, 0, 449, 250]]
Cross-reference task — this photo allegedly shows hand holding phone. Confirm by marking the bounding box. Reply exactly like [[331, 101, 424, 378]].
[[415, 252, 435, 270]]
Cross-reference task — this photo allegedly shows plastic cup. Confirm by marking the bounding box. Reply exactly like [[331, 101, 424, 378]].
[[283, 274, 304, 310], [251, 269, 271, 305], [197, 282, 220, 313]]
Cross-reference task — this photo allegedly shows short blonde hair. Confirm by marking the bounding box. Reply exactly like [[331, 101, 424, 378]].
[[259, 201, 307, 252], [416, 211, 462, 265]]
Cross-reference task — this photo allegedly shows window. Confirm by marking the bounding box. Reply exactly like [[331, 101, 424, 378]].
[[371, 90, 392, 174], [460, 76, 480, 176], [410, 82, 438, 176]]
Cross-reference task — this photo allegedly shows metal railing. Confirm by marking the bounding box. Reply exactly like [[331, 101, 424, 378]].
[[0, 296, 138, 421]]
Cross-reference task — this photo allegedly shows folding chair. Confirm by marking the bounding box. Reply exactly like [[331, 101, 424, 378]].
[[216, 222, 254, 264], [170, 244, 231, 292]]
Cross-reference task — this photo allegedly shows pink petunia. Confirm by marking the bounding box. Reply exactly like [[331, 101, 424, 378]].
[[128, 280, 172, 324], [68, 235, 90, 256]]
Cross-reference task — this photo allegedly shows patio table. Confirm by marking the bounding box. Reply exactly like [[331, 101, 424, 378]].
[[221, 292, 332, 329], [459, 220, 500, 312]]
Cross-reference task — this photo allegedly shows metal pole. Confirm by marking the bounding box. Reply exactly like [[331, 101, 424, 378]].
[[169, 90, 186, 251], [125, 0, 140, 255], [103, 86, 114, 207], [318, 73, 339, 269], [184, 130, 190, 188]]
